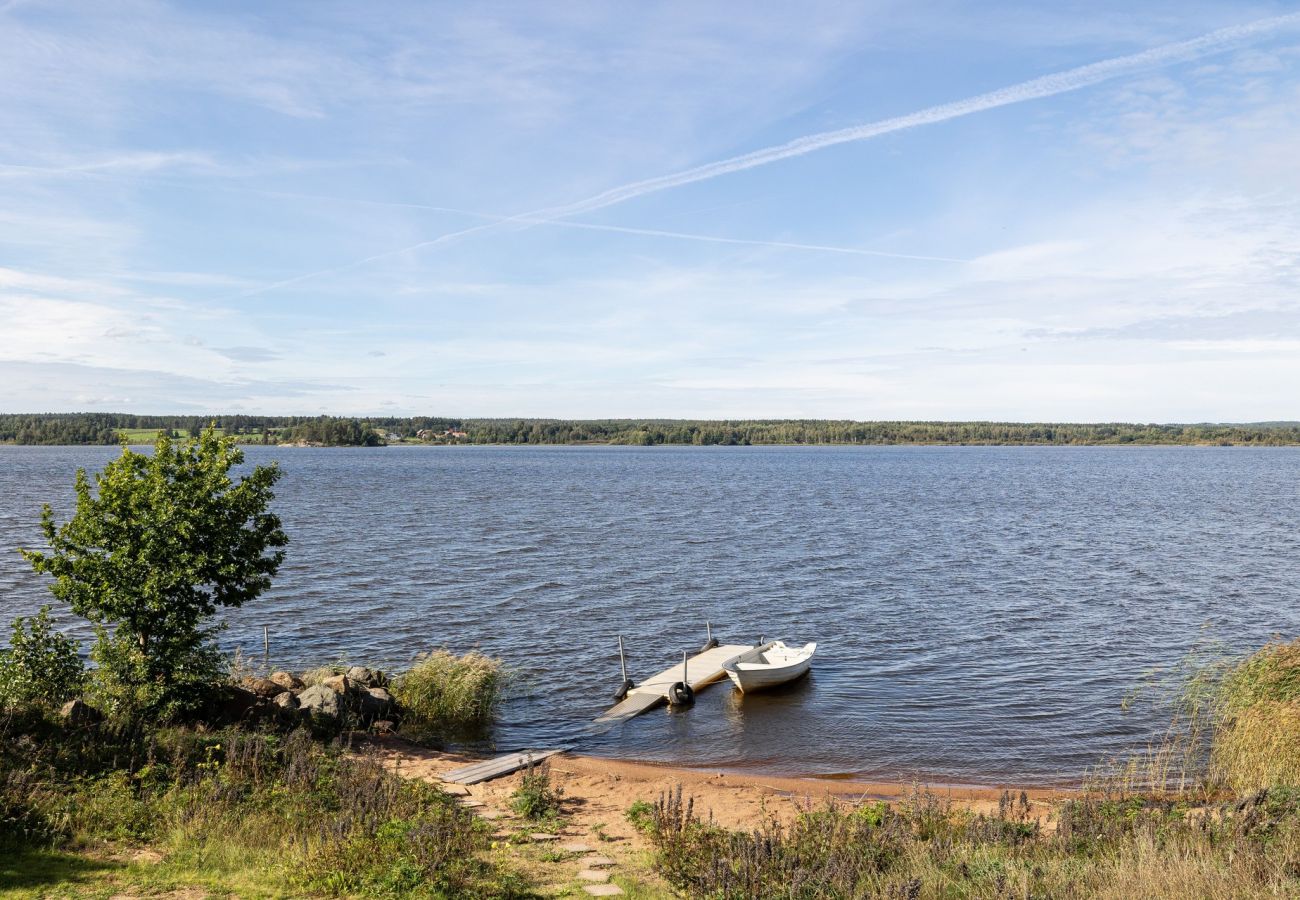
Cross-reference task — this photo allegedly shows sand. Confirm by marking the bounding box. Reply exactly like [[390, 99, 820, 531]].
[[365, 736, 1071, 837]]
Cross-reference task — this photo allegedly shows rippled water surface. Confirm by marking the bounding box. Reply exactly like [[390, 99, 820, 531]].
[[3, 445, 1299, 784]]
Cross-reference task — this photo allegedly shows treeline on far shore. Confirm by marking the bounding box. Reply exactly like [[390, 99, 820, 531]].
[[3, 412, 1300, 447]]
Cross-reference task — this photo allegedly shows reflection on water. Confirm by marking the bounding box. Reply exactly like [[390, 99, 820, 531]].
[[2, 444, 1299, 785]]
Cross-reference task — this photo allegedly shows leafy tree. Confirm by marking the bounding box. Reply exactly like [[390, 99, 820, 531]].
[[0, 606, 85, 709], [21, 428, 288, 715]]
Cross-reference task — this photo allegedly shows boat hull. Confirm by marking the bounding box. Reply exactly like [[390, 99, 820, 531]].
[[723, 641, 816, 693], [725, 658, 811, 693]]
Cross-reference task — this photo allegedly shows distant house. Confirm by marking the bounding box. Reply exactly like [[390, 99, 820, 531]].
[[415, 429, 435, 440], [385, 432, 402, 442], [444, 429, 469, 439]]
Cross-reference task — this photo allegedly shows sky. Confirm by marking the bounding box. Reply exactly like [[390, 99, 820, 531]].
[[2, 1, 1299, 421]]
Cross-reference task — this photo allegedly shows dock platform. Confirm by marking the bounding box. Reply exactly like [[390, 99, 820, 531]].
[[595, 643, 752, 724]]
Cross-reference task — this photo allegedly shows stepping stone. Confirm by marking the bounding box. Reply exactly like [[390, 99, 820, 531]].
[[457, 799, 484, 808], [583, 885, 624, 897], [443, 784, 470, 796], [585, 856, 616, 868], [578, 869, 609, 882], [529, 832, 560, 842], [560, 842, 593, 853], [479, 810, 504, 820]]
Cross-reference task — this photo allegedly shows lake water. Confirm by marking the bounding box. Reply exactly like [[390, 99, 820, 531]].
[[2, 444, 1298, 785]]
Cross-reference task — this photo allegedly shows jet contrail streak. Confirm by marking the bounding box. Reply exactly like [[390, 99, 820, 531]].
[[532, 12, 1300, 221], [234, 12, 1299, 298]]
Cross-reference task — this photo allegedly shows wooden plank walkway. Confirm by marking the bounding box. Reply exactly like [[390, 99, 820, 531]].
[[594, 643, 752, 724], [441, 748, 568, 785]]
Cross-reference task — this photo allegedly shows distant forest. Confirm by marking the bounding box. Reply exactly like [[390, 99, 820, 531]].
[[2, 413, 1299, 447]]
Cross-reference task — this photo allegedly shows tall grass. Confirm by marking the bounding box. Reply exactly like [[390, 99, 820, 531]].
[[1210, 640, 1300, 793], [0, 714, 527, 897], [646, 784, 1300, 899], [392, 650, 504, 736]]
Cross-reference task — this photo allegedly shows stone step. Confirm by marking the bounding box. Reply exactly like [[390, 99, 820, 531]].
[[529, 832, 560, 842], [584, 856, 616, 868], [578, 869, 609, 882], [559, 842, 593, 853], [583, 885, 624, 897]]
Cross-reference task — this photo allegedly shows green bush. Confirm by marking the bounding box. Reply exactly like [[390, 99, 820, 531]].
[[509, 760, 563, 821], [0, 606, 84, 710], [392, 650, 503, 736]]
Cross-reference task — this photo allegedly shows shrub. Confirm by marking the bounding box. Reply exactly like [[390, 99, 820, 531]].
[[509, 760, 563, 820], [392, 650, 503, 736], [0, 606, 84, 710], [626, 799, 656, 834]]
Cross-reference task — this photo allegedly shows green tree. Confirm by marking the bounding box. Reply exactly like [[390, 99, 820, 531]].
[[21, 428, 288, 715]]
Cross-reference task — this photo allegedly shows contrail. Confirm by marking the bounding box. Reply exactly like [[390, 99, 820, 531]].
[[533, 12, 1300, 221], [226, 194, 962, 299], [235, 11, 1299, 297]]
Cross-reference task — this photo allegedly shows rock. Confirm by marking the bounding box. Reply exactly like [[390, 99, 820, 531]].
[[582, 886, 623, 897], [578, 870, 610, 883], [529, 833, 560, 842], [370, 719, 395, 735], [358, 686, 393, 720], [272, 691, 299, 709], [270, 671, 304, 691], [297, 683, 341, 718], [215, 685, 259, 723], [242, 676, 287, 698], [321, 674, 351, 694], [585, 856, 616, 868], [345, 666, 374, 686], [560, 842, 593, 853], [59, 698, 103, 726]]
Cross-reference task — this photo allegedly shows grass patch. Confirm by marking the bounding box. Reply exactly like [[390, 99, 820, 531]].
[[392, 650, 503, 736], [643, 784, 1300, 899], [1, 714, 530, 898]]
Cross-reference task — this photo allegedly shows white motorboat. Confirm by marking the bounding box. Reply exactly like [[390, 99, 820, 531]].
[[723, 641, 816, 693]]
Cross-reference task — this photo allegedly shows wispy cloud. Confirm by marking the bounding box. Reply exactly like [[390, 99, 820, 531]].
[[242, 11, 1300, 297]]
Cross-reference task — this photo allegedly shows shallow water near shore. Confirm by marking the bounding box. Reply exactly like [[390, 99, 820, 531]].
[[3, 444, 1299, 785]]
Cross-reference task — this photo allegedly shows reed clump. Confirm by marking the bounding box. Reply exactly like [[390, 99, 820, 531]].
[[1210, 639, 1300, 793], [392, 650, 504, 735]]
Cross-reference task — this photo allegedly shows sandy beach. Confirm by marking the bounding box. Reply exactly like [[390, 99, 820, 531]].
[[367, 736, 1071, 835]]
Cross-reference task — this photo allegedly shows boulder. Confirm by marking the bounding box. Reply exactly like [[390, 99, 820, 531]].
[[242, 676, 287, 698], [370, 719, 396, 734], [345, 666, 375, 686], [215, 685, 260, 724], [297, 683, 341, 719], [321, 674, 352, 694], [272, 691, 299, 710], [59, 698, 103, 727], [358, 686, 393, 720], [270, 671, 305, 691]]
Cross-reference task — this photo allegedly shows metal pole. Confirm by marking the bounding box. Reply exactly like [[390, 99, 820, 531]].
[[706, 622, 712, 644], [618, 635, 627, 682], [682, 649, 688, 686], [263, 625, 270, 670]]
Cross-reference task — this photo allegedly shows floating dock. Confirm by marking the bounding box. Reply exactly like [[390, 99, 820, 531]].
[[440, 636, 756, 785], [594, 643, 752, 724]]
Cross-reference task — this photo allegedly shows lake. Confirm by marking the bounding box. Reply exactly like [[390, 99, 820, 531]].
[[2, 444, 1298, 785]]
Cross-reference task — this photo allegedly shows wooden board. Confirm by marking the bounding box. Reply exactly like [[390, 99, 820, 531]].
[[594, 643, 753, 723], [441, 748, 568, 785]]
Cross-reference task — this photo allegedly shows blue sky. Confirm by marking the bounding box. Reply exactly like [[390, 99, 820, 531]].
[[2, 1, 1299, 420]]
